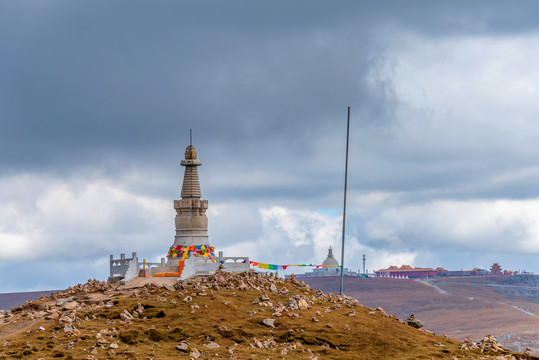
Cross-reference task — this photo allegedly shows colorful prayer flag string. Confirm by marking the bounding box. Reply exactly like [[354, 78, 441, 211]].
[[167, 244, 216, 262], [249, 261, 341, 271]]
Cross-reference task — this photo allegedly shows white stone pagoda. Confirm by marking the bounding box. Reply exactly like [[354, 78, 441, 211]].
[[150, 142, 249, 279], [174, 144, 209, 247]]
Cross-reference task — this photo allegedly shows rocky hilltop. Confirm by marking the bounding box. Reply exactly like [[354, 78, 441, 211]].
[[0, 271, 537, 360]]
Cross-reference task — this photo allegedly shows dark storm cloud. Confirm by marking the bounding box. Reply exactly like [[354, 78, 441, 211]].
[[3, 0, 539, 175]]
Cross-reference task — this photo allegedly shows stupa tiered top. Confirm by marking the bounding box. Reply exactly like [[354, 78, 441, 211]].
[[173, 144, 209, 247], [180, 145, 202, 198]]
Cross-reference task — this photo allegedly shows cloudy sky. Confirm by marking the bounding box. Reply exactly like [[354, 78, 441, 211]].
[[2, 1, 539, 292]]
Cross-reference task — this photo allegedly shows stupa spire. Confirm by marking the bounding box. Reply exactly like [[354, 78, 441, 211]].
[[180, 143, 202, 199]]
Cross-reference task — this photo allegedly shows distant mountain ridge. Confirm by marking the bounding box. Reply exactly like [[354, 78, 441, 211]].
[[0, 290, 57, 310]]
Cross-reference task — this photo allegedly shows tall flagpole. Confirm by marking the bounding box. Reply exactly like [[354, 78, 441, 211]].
[[339, 107, 351, 295]]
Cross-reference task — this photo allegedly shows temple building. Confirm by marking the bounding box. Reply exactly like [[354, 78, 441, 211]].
[[294, 247, 358, 278], [375, 265, 438, 278], [489, 262, 503, 275]]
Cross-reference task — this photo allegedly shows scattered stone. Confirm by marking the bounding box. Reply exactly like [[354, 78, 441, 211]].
[[177, 340, 189, 352], [460, 337, 477, 350], [270, 283, 278, 293], [288, 294, 310, 310], [262, 318, 276, 328], [253, 292, 273, 307], [376, 306, 388, 316], [311, 317, 319, 322], [252, 338, 264, 349], [189, 347, 202, 359], [326, 323, 333, 328], [64, 323, 76, 333], [56, 297, 74, 306], [64, 301, 79, 310], [298, 299, 309, 310], [476, 334, 504, 352], [204, 341, 220, 349], [347, 310, 356, 316], [109, 342, 119, 349], [238, 281, 249, 291], [264, 337, 277, 348], [405, 314, 424, 329]]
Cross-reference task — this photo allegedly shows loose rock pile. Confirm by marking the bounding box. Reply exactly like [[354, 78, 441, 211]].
[[1, 271, 536, 360], [460, 334, 507, 353]]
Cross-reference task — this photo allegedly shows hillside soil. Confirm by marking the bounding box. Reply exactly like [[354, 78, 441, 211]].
[[303, 276, 539, 355], [0, 272, 537, 360]]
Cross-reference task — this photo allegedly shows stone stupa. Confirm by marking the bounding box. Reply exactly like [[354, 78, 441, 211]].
[[151, 142, 219, 279], [110, 137, 250, 281]]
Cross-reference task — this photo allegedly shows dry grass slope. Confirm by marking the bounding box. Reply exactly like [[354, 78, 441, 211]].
[[303, 276, 539, 355], [0, 272, 537, 360]]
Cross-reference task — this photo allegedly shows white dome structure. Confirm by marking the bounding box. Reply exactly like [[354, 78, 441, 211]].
[[322, 247, 339, 267]]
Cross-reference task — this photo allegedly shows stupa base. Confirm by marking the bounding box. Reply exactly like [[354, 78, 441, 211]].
[[151, 257, 219, 280]]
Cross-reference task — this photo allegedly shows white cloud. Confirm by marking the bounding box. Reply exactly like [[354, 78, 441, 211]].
[[259, 206, 341, 249], [355, 31, 539, 194], [218, 206, 371, 274], [0, 173, 171, 261], [0, 232, 36, 259], [389, 33, 539, 116], [369, 250, 418, 271], [362, 198, 539, 254], [207, 203, 263, 246]]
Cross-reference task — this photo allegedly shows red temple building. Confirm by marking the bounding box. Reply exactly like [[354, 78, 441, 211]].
[[375, 265, 439, 278], [490, 262, 503, 275]]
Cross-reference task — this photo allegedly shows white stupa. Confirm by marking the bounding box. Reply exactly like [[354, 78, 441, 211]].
[[150, 141, 249, 279]]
